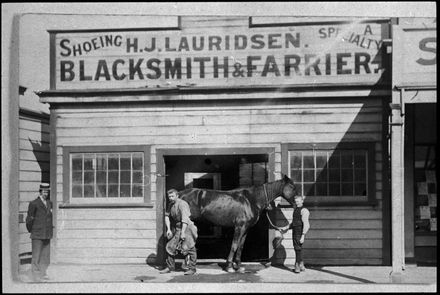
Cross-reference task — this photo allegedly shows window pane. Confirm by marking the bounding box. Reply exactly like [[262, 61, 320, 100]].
[[316, 152, 327, 168], [84, 171, 95, 185], [290, 152, 302, 169], [354, 151, 366, 168], [355, 183, 367, 196], [341, 169, 353, 182], [316, 182, 328, 196], [341, 183, 353, 196], [295, 184, 303, 196], [328, 169, 340, 182], [72, 171, 82, 184], [108, 185, 119, 198], [96, 185, 107, 198], [133, 171, 143, 184], [303, 154, 314, 169], [354, 169, 366, 182], [120, 154, 131, 170], [72, 185, 82, 198], [341, 152, 353, 168], [84, 155, 94, 170], [303, 183, 315, 196], [303, 169, 315, 182], [132, 153, 143, 170], [316, 168, 327, 182], [108, 154, 119, 170], [329, 183, 340, 195], [84, 185, 94, 198], [120, 184, 131, 198], [72, 155, 83, 171], [108, 171, 119, 184], [120, 171, 131, 183], [96, 154, 107, 170], [132, 184, 143, 197], [328, 152, 340, 169], [96, 171, 107, 184]]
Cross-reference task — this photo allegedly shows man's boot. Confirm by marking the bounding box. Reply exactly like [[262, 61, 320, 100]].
[[184, 268, 196, 275], [299, 261, 306, 272], [159, 267, 172, 274], [294, 263, 300, 273]]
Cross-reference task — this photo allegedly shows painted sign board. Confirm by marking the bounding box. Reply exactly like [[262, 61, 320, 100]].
[[50, 18, 389, 90], [392, 21, 436, 88]]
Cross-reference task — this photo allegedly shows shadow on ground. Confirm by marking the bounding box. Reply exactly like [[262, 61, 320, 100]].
[[166, 271, 262, 283], [306, 266, 376, 284]]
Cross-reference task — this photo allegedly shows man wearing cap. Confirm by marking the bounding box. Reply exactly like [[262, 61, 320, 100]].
[[26, 183, 53, 282]]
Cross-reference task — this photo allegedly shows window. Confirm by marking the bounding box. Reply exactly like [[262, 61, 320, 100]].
[[64, 146, 150, 204], [283, 143, 375, 204]]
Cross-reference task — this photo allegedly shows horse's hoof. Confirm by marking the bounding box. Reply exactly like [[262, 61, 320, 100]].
[[226, 267, 236, 273], [237, 267, 246, 273]]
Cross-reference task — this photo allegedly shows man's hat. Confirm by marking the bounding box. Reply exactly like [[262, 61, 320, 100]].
[[39, 183, 50, 190]]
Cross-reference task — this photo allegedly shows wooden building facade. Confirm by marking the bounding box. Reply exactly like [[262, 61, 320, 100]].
[[37, 16, 395, 266]]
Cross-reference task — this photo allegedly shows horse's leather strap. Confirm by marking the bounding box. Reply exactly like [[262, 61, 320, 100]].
[[263, 184, 271, 209]]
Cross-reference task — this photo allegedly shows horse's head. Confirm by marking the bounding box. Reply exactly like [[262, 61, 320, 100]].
[[281, 175, 297, 206]]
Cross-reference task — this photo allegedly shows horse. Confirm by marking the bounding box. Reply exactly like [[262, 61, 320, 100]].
[[177, 175, 297, 273]]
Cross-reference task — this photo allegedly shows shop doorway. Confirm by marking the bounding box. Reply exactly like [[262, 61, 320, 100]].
[[160, 150, 273, 262], [405, 103, 437, 265]]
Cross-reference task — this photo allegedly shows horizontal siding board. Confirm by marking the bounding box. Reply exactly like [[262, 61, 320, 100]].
[[19, 129, 50, 142], [276, 210, 382, 220], [303, 239, 382, 249], [19, 119, 50, 133], [19, 171, 50, 182], [56, 238, 156, 249], [301, 258, 383, 265], [59, 209, 156, 220], [57, 103, 383, 116], [56, 247, 156, 258], [19, 139, 50, 152], [57, 219, 156, 230], [57, 229, 155, 239], [20, 160, 50, 172], [57, 133, 382, 145], [57, 107, 383, 116], [20, 150, 50, 162], [57, 113, 382, 128], [303, 229, 382, 239], [296, 249, 382, 258], [56, 257, 150, 264], [298, 219, 382, 229], [19, 192, 39, 202], [56, 123, 381, 137]]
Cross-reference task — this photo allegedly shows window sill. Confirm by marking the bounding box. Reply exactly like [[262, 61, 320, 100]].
[[59, 202, 154, 209]]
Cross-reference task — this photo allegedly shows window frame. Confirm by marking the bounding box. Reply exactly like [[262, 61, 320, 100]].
[[63, 145, 151, 205], [281, 142, 377, 206]]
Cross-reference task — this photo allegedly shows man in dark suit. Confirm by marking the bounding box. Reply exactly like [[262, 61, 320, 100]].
[[26, 183, 53, 282]]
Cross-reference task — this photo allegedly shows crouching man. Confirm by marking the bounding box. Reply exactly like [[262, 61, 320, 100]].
[[160, 189, 198, 275]]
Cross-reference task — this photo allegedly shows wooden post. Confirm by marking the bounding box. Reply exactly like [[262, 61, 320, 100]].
[[389, 88, 405, 282]]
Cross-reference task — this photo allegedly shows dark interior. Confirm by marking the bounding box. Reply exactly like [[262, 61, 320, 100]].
[[165, 154, 269, 261]]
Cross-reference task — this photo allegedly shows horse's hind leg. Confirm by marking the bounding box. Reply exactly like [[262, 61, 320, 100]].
[[225, 226, 243, 273]]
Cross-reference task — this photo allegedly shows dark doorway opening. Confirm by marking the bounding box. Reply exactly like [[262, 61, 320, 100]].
[[164, 154, 269, 261]]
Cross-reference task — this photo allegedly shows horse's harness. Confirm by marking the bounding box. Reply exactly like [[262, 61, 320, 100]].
[[262, 183, 290, 243]]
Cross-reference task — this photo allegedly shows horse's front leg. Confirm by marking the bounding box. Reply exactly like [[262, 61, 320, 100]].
[[226, 226, 243, 273], [234, 229, 249, 273]]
